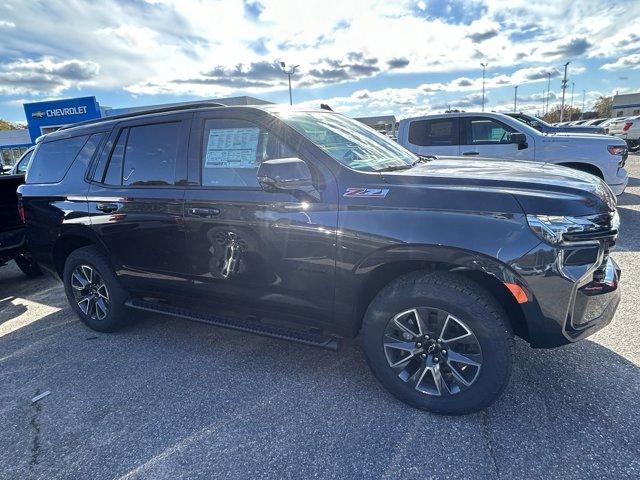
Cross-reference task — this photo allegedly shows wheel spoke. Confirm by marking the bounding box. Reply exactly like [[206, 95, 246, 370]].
[[77, 295, 91, 314], [81, 265, 93, 284], [71, 271, 89, 291], [439, 314, 451, 339], [96, 283, 109, 300], [447, 362, 473, 387], [432, 364, 449, 396], [95, 298, 108, 320], [384, 338, 417, 353], [393, 310, 421, 338], [447, 350, 481, 367]]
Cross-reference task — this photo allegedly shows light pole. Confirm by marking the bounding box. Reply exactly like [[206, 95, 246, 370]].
[[581, 89, 586, 119], [545, 72, 551, 115], [559, 61, 570, 122], [480, 62, 487, 111], [513, 85, 518, 113], [280, 61, 299, 106], [569, 81, 575, 118]]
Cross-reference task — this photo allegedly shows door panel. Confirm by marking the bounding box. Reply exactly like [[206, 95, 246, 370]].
[[88, 114, 191, 295], [183, 112, 339, 327]]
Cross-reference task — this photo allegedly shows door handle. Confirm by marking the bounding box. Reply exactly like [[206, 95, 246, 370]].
[[462, 151, 480, 156], [188, 207, 220, 218], [96, 203, 118, 213]]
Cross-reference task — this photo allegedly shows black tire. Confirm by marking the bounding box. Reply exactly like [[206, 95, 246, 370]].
[[362, 271, 514, 415], [63, 245, 130, 332], [13, 254, 43, 278]]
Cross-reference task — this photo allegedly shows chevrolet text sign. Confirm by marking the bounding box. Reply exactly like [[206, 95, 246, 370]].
[[24, 96, 101, 142]]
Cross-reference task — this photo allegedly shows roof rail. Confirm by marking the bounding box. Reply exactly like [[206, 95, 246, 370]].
[[57, 101, 226, 131]]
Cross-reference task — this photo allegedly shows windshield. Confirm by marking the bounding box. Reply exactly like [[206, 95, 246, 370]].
[[275, 111, 416, 171]]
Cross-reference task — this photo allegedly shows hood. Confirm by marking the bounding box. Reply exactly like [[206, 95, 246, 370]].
[[381, 158, 616, 216]]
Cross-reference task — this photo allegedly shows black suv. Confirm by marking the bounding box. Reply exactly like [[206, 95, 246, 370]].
[[18, 103, 621, 414]]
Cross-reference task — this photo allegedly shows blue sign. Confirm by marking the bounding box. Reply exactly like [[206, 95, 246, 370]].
[[24, 96, 102, 142]]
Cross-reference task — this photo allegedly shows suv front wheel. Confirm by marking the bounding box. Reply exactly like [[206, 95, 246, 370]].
[[63, 246, 129, 332], [362, 271, 514, 415]]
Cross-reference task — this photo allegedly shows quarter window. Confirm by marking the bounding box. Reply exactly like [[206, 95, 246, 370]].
[[464, 117, 516, 145], [408, 118, 459, 146], [200, 118, 295, 187], [26, 135, 88, 184]]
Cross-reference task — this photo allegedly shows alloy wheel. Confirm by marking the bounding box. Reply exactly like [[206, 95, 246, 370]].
[[70, 264, 110, 321], [383, 307, 482, 396]]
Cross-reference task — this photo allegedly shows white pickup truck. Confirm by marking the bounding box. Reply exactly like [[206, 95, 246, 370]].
[[397, 112, 629, 195]]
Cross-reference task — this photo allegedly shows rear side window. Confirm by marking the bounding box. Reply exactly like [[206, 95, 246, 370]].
[[101, 122, 180, 186], [27, 135, 88, 184], [15, 150, 34, 174], [408, 118, 459, 146]]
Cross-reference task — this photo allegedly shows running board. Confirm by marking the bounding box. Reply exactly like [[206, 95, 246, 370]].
[[125, 299, 340, 351]]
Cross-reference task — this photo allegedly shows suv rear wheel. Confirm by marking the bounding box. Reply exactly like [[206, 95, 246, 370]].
[[362, 271, 514, 415], [63, 246, 129, 332]]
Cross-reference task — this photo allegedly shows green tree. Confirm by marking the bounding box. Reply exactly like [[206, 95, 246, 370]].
[[593, 96, 613, 117], [542, 105, 583, 123]]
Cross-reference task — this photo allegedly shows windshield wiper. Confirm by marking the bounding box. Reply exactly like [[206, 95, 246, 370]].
[[375, 155, 436, 172]]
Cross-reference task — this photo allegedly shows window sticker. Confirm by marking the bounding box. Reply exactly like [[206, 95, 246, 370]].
[[205, 127, 260, 169]]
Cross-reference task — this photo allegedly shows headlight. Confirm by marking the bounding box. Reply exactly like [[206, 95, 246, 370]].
[[608, 145, 627, 155], [526, 214, 605, 245]]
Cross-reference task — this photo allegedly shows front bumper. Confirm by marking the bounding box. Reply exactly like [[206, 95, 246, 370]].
[[608, 167, 628, 196], [512, 242, 621, 348]]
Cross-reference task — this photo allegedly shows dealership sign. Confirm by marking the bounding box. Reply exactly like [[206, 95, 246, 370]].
[[23, 96, 102, 142]]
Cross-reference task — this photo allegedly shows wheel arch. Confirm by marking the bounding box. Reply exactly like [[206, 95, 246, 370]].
[[558, 162, 604, 179], [350, 245, 532, 342], [52, 227, 109, 279]]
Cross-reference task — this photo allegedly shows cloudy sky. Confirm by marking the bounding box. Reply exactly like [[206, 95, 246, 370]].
[[0, 0, 639, 122]]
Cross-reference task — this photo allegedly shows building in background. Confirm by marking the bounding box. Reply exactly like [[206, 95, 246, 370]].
[[612, 92, 640, 117], [355, 115, 398, 137], [0, 95, 271, 168]]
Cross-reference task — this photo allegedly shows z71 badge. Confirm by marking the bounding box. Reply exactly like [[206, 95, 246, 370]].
[[343, 187, 389, 198]]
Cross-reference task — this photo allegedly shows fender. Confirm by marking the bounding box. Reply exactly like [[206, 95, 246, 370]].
[[333, 243, 542, 338]]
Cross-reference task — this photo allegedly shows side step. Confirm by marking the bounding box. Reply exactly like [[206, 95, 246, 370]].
[[126, 299, 340, 351]]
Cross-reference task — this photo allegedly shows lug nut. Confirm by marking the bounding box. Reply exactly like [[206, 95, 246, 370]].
[[424, 335, 430, 340], [442, 349, 447, 355], [421, 353, 426, 358], [433, 357, 439, 363], [416, 343, 422, 348]]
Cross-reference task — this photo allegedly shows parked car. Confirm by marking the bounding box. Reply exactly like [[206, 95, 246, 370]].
[[9, 147, 34, 175], [0, 149, 41, 277], [583, 118, 608, 126], [599, 118, 620, 134], [19, 104, 622, 414], [608, 115, 640, 152], [397, 112, 628, 195], [506, 113, 605, 134]]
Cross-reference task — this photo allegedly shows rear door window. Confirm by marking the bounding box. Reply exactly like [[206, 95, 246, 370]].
[[27, 135, 88, 184], [100, 122, 181, 186], [408, 118, 459, 146], [15, 150, 34, 174]]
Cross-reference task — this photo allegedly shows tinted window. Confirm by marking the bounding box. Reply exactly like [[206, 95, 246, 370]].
[[103, 129, 127, 185], [201, 119, 295, 187], [122, 123, 180, 186], [16, 150, 33, 174], [464, 117, 515, 145], [408, 118, 459, 146], [27, 135, 88, 184]]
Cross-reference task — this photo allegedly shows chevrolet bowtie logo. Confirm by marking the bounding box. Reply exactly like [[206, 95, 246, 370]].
[[31, 111, 46, 118]]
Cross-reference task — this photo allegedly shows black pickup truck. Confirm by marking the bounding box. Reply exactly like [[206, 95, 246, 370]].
[[1, 149, 41, 277], [18, 104, 621, 414]]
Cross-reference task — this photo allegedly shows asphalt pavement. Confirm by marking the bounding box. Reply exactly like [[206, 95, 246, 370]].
[[1, 156, 639, 480]]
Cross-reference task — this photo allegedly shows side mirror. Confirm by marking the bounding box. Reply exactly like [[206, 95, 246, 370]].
[[257, 158, 319, 200], [508, 132, 528, 150]]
